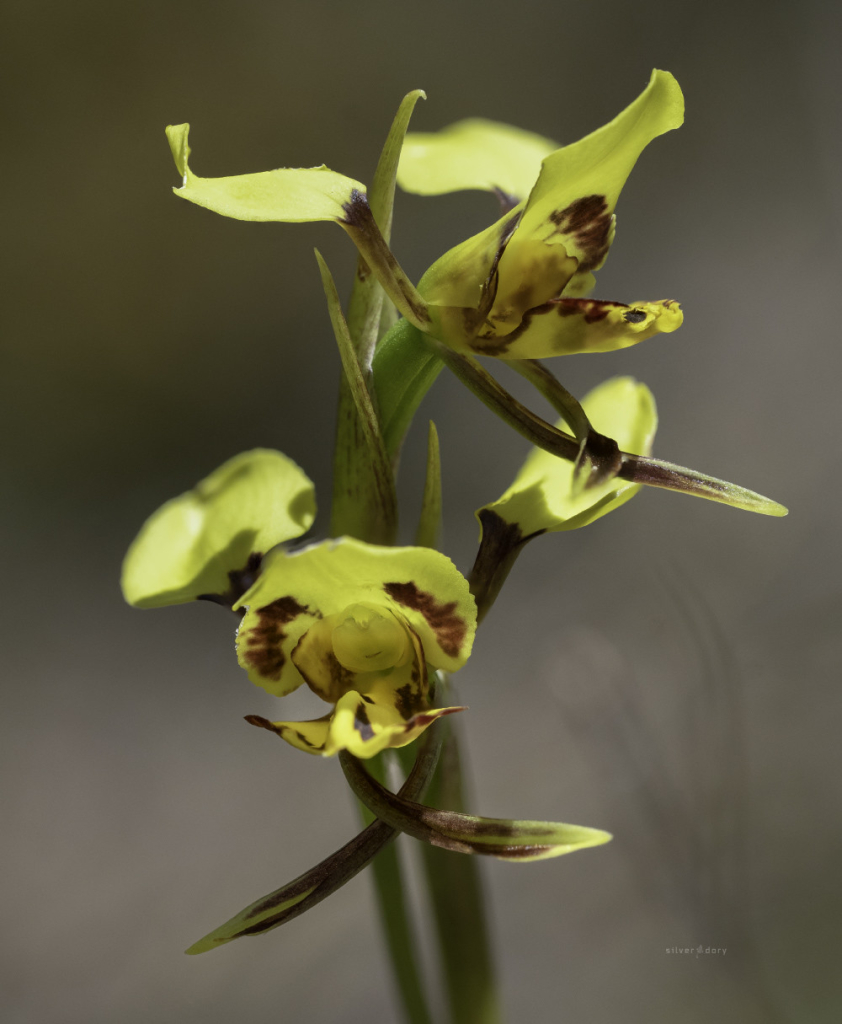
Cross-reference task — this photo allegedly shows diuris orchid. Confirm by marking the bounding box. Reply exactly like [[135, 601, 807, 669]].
[[163, 70, 682, 362], [235, 537, 475, 757], [122, 451, 476, 759], [399, 70, 684, 358], [122, 72, 786, 1005]]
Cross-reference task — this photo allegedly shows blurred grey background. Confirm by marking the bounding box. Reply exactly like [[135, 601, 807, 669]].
[[2, 0, 840, 1021]]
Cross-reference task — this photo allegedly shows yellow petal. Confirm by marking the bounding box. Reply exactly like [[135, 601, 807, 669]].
[[481, 377, 658, 536], [121, 449, 315, 609], [471, 298, 683, 359], [398, 118, 557, 202], [165, 124, 365, 223], [237, 538, 477, 677], [245, 713, 332, 755], [509, 69, 683, 276]]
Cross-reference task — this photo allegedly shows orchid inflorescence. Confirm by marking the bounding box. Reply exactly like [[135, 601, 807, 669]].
[[122, 70, 785, 959]]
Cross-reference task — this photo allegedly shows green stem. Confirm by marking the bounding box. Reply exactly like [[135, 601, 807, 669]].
[[434, 341, 786, 516], [358, 753, 433, 1024], [507, 358, 623, 488], [372, 318, 444, 463], [507, 358, 594, 441], [419, 721, 503, 1024]]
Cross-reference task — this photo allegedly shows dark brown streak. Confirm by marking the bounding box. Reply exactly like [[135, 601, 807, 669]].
[[472, 208, 523, 334], [339, 189, 430, 328], [623, 308, 647, 323], [341, 752, 562, 861], [394, 681, 424, 720], [353, 702, 375, 741], [549, 194, 612, 272], [242, 596, 309, 682], [471, 297, 624, 356], [491, 186, 521, 215], [384, 581, 467, 658], [617, 456, 729, 495]]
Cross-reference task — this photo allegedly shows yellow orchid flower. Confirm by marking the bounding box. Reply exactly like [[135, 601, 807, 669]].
[[236, 536, 476, 757]]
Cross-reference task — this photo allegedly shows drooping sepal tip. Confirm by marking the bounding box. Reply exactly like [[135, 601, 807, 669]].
[[165, 123, 190, 182]]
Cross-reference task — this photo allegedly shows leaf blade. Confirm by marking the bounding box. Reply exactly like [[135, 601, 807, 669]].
[[316, 251, 398, 545]]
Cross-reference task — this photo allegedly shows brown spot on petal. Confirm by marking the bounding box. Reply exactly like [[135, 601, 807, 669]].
[[549, 195, 612, 273], [623, 308, 647, 324], [242, 596, 309, 682], [384, 582, 467, 660], [394, 682, 424, 721], [353, 701, 375, 741]]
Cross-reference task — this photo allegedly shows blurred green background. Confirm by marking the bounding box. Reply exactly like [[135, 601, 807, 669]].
[[3, 0, 840, 1021]]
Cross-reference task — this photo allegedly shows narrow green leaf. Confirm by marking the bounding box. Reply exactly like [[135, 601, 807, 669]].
[[415, 422, 442, 549], [340, 750, 612, 862], [186, 720, 443, 953], [398, 117, 558, 202], [378, 296, 399, 342], [370, 91, 426, 247], [346, 89, 426, 366], [316, 251, 398, 544], [333, 93, 426, 553]]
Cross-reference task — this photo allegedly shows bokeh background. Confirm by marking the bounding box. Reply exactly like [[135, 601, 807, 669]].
[[3, 0, 840, 1021]]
